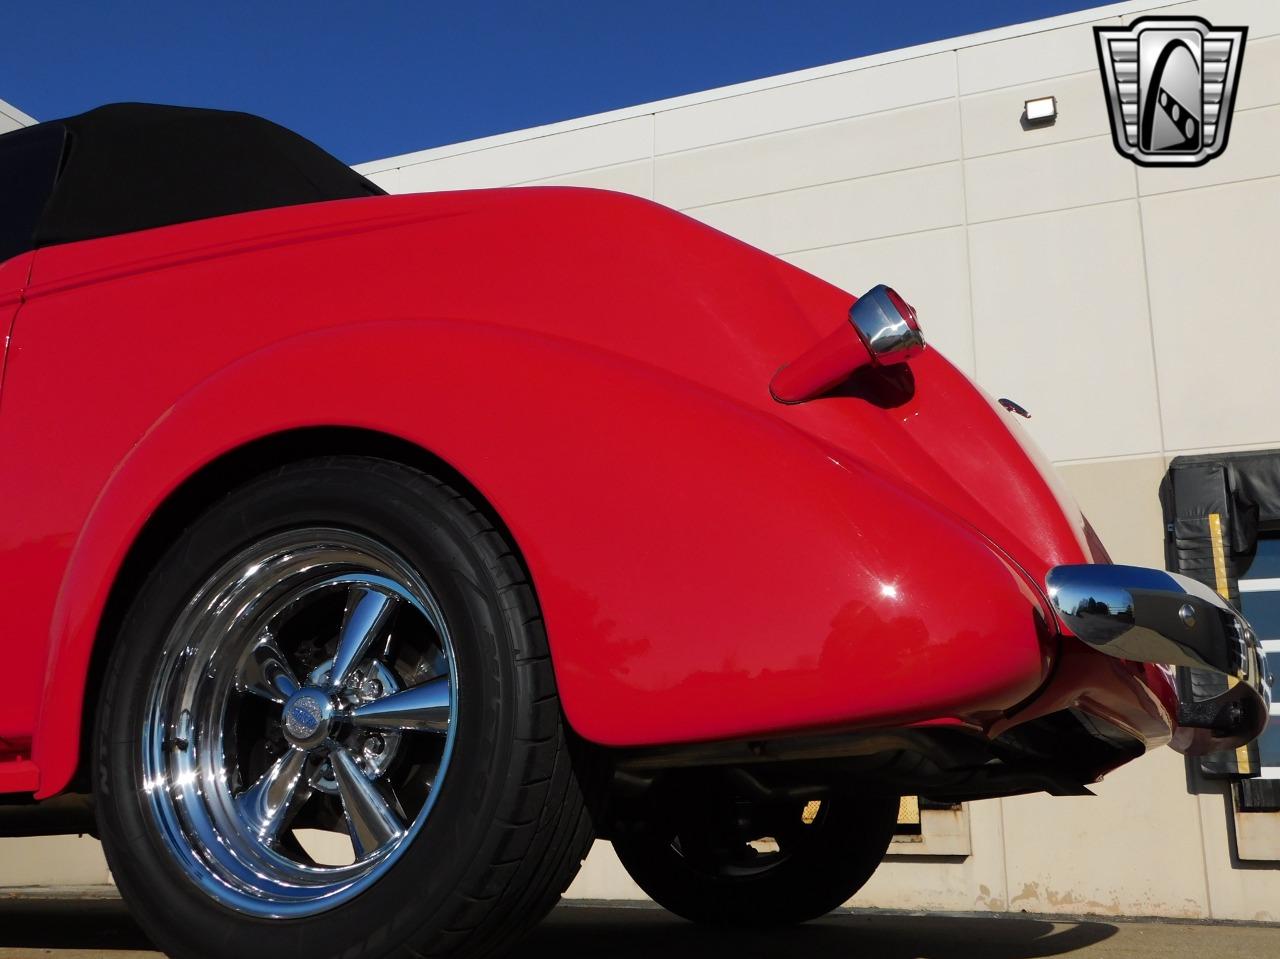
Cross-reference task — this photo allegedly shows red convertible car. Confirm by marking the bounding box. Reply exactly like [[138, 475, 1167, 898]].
[[0, 105, 1269, 958]]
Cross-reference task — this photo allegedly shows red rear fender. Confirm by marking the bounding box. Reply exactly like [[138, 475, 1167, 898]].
[[33, 319, 1056, 794]]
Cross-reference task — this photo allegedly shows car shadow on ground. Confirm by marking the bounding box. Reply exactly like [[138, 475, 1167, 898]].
[[0, 897, 1118, 958], [533, 905, 1119, 959], [0, 896, 153, 951]]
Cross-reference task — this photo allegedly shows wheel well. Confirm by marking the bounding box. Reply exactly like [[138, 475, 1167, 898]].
[[75, 426, 517, 792]]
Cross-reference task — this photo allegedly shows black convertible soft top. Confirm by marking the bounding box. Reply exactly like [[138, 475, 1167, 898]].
[[0, 102, 385, 263]]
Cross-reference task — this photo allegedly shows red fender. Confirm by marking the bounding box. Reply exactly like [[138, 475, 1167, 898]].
[[32, 319, 1054, 796]]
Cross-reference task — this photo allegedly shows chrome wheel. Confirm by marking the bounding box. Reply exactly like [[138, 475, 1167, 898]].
[[141, 528, 458, 918]]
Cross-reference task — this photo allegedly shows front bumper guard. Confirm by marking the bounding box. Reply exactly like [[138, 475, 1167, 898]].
[[1046, 564, 1272, 755]]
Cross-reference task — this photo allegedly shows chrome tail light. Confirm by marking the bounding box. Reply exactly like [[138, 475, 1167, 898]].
[[770, 284, 924, 405]]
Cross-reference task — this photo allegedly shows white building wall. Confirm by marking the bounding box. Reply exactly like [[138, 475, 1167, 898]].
[[356, 0, 1280, 921], [0, 99, 35, 135]]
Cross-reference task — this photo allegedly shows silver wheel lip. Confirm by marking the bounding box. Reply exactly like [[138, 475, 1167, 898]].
[[140, 528, 459, 919]]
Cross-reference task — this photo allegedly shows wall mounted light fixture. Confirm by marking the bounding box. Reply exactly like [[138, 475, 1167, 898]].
[[1024, 95, 1058, 126]]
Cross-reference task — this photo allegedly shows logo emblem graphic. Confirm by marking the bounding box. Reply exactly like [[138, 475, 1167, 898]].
[[1094, 16, 1247, 166], [285, 694, 326, 740]]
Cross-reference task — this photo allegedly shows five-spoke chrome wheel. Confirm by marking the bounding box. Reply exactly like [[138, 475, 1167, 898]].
[[141, 528, 458, 917]]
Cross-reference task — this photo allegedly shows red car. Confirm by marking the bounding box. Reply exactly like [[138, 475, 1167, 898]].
[[0, 105, 1269, 958]]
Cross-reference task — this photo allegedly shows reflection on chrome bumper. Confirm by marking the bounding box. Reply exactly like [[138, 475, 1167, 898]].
[[1046, 564, 1272, 755]]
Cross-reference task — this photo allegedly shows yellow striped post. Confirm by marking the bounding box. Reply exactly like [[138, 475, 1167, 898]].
[[1209, 512, 1252, 775]]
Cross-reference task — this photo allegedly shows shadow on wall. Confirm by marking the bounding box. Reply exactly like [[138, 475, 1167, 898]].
[[0, 897, 1118, 958]]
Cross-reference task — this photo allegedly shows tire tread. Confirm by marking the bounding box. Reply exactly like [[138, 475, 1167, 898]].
[[94, 456, 596, 959]]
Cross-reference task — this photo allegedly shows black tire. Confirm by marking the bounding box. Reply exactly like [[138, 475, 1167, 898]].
[[94, 456, 595, 959], [611, 792, 897, 926]]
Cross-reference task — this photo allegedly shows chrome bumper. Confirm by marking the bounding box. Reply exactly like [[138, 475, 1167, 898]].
[[1046, 564, 1272, 755]]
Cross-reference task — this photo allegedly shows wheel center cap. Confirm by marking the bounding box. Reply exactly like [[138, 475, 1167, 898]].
[[282, 688, 335, 748]]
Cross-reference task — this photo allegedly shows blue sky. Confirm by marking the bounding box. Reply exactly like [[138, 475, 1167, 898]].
[[6, 1, 1103, 164]]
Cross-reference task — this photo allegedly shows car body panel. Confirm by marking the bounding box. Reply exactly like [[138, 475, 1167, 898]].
[[0, 188, 1170, 796], [0, 253, 32, 405]]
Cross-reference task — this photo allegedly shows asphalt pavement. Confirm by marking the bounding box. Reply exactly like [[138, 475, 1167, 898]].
[[0, 895, 1277, 958]]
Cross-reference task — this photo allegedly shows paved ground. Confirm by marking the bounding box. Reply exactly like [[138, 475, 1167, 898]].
[[0, 896, 1278, 958]]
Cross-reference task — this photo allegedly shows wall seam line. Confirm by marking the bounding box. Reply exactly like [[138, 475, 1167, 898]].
[[998, 797, 1012, 912], [954, 49, 980, 382], [1052, 450, 1164, 467], [960, 43, 1009, 909], [766, 220, 966, 258], [1131, 157, 1169, 464], [1138, 167, 1280, 202], [655, 95, 957, 158], [768, 170, 1280, 260], [678, 157, 960, 213], [505, 157, 652, 188], [1194, 794, 1216, 919], [650, 112, 657, 200], [1164, 439, 1280, 458], [780, 192, 1135, 253]]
